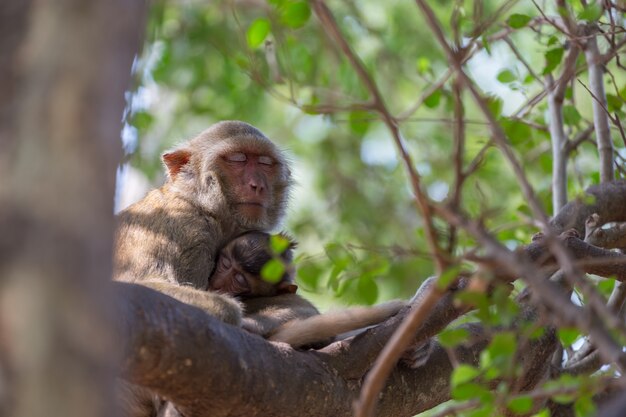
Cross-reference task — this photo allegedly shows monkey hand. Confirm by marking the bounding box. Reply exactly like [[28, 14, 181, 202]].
[[241, 317, 268, 336], [400, 339, 434, 369]]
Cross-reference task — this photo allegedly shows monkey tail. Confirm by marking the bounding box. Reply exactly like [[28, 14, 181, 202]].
[[268, 300, 407, 348]]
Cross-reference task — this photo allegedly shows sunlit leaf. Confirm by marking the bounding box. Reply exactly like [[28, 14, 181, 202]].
[[507, 396, 533, 414], [497, 69, 516, 83], [424, 89, 441, 108], [132, 111, 154, 131], [597, 279, 615, 297], [558, 327, 581, 348], [501, 119, 531, 145], [543, 47, 564, 75], [451, 364, 480, 386], [281, 1, 311, 28], [486, 96, 503, 117], [349, 111, 371, 137], [577, 3, 603, 22], [297, 261, 322, 289], [439, 327, 470, 347], [452, 382, 493, 402], [563, 105, 582, 126], [261, 258, 285, 283], [507, 13, 532, 29], [247, 18, 271, 48], [416, 57, 431, 74], [606, 94, 623, 112], [436, 265, 461, 290], [357, 276, 378, 305], [270, 234, 290, 254], [574, 394, 596, 417]]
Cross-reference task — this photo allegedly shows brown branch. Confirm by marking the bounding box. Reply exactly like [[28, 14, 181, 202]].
[[116, 282, 486, 417]]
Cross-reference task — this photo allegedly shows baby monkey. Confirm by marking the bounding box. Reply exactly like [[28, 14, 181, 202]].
[[209, 231, 406, 349]]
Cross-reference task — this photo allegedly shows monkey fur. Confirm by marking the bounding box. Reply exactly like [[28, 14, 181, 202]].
[[114, 122, 291, 417], [114, 121, 292, 324], [210, 231, 407, 349]]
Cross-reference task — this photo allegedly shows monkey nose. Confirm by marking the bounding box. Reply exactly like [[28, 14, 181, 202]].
[[249, 182, 265, 195]]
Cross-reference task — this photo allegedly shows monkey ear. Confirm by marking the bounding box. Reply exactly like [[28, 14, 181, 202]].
[[162, 149, 192, 180], [277, 282, 298, 294]]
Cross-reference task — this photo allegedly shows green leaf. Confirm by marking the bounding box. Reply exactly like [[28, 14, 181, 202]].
[[558, 327, 581, 347], [497, 69, 516, 83], [247, 18, 271, 48], [424, 90, 441, 108], [563, 105, 582, 126], [296, 262, 322, 289], [439, 327, 470, 347], [507, 13, 532, 29], [508, 396, 534, 414], [281, 1, 311, 28], [488, 332, 517, 359], [577, 3, 603, 22], [542, 47, 564, 75], [501, 119, 532, 145], [451, 364, 480, 386], [324, 243, 353, 269], [452, 382, 493, 402], [486, 96, 503, 117], [349, 111, 371, 137], [436, 265, 461, 290], [261, 258, 286, 283], [597, 279, 615, 297], [574, 394, 596, 417], [132, 111, 154, 131], [606, 94, 623, 112], [270, 234, 290, 254], [357, 276, 378, 304], [482, 35, 492, 55], [417, 57, 431, 75], [467, 405, 496, 417]]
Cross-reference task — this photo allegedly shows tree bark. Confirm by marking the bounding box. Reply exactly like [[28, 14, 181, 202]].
[[0, 1, 146, 416]]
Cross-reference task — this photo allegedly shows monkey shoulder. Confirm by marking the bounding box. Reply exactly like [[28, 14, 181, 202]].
[[114, 187, 225, 286]]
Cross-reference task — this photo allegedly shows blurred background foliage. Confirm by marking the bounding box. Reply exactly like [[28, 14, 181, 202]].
[[120, 0, 625, 309]]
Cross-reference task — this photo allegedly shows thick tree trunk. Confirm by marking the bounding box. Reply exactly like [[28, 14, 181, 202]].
[[0, 1, 145, 416]]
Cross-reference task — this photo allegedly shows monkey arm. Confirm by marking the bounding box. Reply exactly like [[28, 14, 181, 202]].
[[241, 293, 319, 337], [138, 280, 243, 326]]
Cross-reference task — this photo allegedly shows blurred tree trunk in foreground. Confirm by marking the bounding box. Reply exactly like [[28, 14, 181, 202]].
[[0, 1, 145, 416]]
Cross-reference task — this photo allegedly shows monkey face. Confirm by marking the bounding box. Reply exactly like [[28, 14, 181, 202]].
[[209, 232, 298, 298], [161, 121, 292, 232], [218, 152, 277, 225], [209, 245, 252, 296]]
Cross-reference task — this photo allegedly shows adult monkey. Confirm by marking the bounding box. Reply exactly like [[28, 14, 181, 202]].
[[113, 121, 292, 416]]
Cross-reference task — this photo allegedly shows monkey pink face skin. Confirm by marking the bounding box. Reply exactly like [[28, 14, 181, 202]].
[[220, 151, 277, 221]]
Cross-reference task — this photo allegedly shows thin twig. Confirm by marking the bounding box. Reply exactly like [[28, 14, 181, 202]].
[[414, 0, 550, 228], [310, 0, 447, 274], [447, 76, 465, 253]]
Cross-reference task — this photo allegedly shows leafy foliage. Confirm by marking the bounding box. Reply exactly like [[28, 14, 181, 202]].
[[125, 0, 626, 414]]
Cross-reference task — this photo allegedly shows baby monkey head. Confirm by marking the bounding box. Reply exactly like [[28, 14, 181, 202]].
[[209, 231, 297, 298]]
